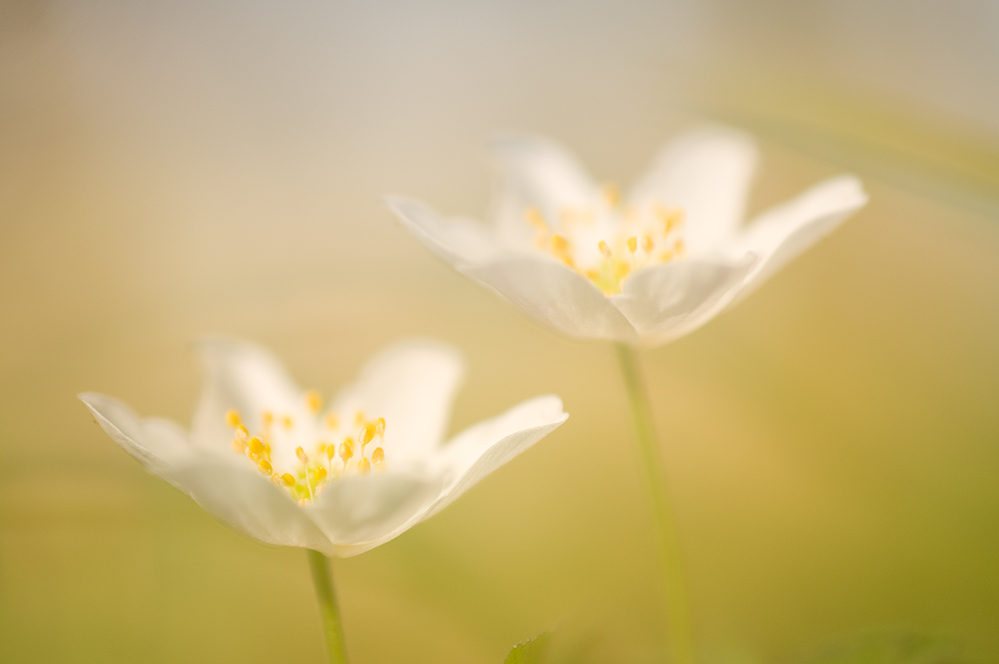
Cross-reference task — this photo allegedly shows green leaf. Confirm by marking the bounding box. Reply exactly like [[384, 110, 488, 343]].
[[505, 631, 552, 664]]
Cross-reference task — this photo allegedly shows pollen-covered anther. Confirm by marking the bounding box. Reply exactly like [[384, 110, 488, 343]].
[[257, 459, 273, 475], [627, 236, 638, 253], [375, 417, 386, 436], [225, 410, 241, 427], [280, 473, 296, 487], [233, 424, 249, 443], [360, 423, 376, 446], [314, 466, 328, 483], [358, 458, 371, 476], [296, 447, 309, 464], [305, 390, 322, 413], [230, 438, 246, 454], [371, 447, 385, 467], [598, 240, 612, 258], [248, 437, 267, 457], [339, 438, 355, 463], [641, 235, 654, 253]]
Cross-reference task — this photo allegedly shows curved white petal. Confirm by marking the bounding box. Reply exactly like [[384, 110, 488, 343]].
[[164, 455, 335, 555], [460, 254, 639, 343], [191, 338, 312, 454], [306, 471, 444, 557], [727, 175, 868, 303], [80, 392, 193, 467], [80, 392, 334, 555], [490, 134, 597, 248], [611, 255, 759, 347], [423, 395, 568, 520], [332, 340, 465, 460], [385, 196, 499, 267], [627, 126, 758, 254]]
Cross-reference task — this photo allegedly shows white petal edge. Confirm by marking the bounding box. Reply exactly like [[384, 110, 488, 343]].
[[80, 392, 194, 468], [627, 125, 759, 254], [80, 393, 335, 555], [611, 254, 760, 347], [385, 196, 500, 267], [331, 340, 465, 460], [460, 254, 639, 343], [332, 394, 569, 557], [727, 175, 869, 304], [191, 337, 309, 454], [306, 471, 444, 556], [489, 134, 597, 249]]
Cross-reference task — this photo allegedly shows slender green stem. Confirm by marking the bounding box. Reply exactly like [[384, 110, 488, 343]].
[[614, 343, 695, 664], [306, 549, 349, 664]]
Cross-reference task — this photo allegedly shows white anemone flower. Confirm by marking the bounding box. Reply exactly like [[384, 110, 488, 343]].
[[80, 339, 568, 557], [386, 126, 868, 347]]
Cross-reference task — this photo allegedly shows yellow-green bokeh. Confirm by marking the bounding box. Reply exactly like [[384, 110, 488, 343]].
[[2, 2, 998, 662]]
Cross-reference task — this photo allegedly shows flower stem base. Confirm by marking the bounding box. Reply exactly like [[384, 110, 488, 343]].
[[614, 343, 696, 664], [307, 548, 349, 664]]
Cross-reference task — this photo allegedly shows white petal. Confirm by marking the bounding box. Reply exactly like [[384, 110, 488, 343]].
[[610, 255, 759, 347], [422, 395, 568, 520], [627, 126, 759, 254], [489, 134, 596, 248], [384, 196, 499, 267], [81, 392, 334, 555], [164, 455, 336, 555], [461, 254, 639, 343], [191, 338, 310, 453], [80, 392, 193, 467], [306, 471, 444, 557], [332, 340, 465, 460], [727, 175, 868, 303]]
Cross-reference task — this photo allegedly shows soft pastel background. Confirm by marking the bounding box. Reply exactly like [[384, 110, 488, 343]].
[[2, 1, 998, 662]]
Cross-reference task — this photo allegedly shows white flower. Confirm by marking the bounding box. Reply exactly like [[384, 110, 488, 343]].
[[80, 339, 567, 557], [386, 126, 868, 347]]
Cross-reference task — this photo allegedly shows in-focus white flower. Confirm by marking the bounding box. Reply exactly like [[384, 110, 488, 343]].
[[80, 339, 567, 557], [386, 126, 868, 347]]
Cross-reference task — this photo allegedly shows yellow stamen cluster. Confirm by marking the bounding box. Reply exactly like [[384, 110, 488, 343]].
[[524, 188, 686, 296], [224, 395, 387, 505]]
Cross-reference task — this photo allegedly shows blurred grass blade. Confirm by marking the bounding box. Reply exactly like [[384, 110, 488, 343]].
[[797, 633, 964, 664]]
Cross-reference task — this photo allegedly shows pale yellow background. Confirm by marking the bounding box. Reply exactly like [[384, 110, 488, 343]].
[[2, 2, 998, 662]]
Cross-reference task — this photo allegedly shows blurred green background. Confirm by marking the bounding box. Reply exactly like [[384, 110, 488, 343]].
[[2, 1, 998, 662]]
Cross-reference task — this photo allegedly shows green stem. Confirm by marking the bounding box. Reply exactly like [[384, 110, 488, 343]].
[[614, 343, 696, 664], [306, 549, 349, 664]]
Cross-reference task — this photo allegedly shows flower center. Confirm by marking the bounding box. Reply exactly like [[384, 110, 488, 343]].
[[524, 184, 686, 296], [224, 391, 386, 505]]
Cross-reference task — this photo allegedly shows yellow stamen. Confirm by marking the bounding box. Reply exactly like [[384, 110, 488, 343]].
[[281, 473, 296, 487], [314, 466, 327, 483], [248, 437, 266, 456], [225, 410, 241, 427], [339, 438, 354, 463], [326, 445, 336, 461], [524, 207, 547, 230], [602, 183, 621, 207], [551, 234, 569, 252], [627, 236, 637, 253], [360, 423, 376, 446], [641, 235, 654, 253], [358, 458, 371, 476], [296, 447, 309, 464], [371, 447, 385, 466], [305, 390, 322, 413], [598, 240, 612, 258], [234, 424, 249, 443], [230, 439, 246, 453], [257, 459, 273, 475], [375, 417, 386, 437]]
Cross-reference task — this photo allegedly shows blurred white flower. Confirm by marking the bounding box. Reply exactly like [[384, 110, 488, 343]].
[[387, 126, 868, 346], [80, 339, 567, 557]]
